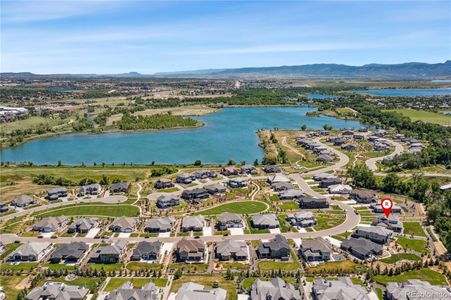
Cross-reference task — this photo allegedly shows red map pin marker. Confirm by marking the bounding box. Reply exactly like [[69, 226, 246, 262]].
[[381, 197, 393, 218]]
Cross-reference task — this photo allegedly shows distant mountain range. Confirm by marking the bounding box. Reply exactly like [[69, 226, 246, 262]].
[[2, 61, 451, 80]]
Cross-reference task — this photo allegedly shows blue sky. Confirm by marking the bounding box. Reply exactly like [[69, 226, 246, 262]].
[[1, 0, 450, 74]]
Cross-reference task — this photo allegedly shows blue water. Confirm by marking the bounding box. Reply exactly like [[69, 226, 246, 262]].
[[307, 93, 340, 100], [353, 89, 451, 96], [0, 107, 363, 165]]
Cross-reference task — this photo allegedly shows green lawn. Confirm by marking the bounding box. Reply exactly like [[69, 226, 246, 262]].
[[36, 204, 139, 217], [170, 275, 237, 300], [45, 263, 77, 271], [403, 222, 426, 237], [87, 263, 122, 272], [375, 288, 383, 300], [0, 262, 38, 273], [168, 263, 208, 273], [375, 269, 447, 286], [386, 109, 451, 126], [396, 237, 428, 254], [380, 253, 421, 264], [197, 201, 267, 215], [0, 242, 21, 260], [48, 277, 104, 293], [104, 278, 168, 291], [279, 201, 299, 211], [307, 261, 367, 275], [0, 276, 26, 299], [126, 262, 162, 271], [258, 251, 300, 271]]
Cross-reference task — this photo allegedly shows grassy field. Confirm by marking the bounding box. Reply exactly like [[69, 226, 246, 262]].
[[0, 262, 38, 273], [170, 275, 237, 300], [374, 269, 447, 285], [380, 253, 421, 264], [314, 208, 346, 231], [278, 201, 299, 211], [0, 276, 26, 299], [104, 278, 168, 291], [87, 263, 122, 272], [36, 204, 139, 217], [403, 222, 426, 237], [258, 251, 300, 271], [126, 262, 162, 271], [168, 263, 208, 273], [386, 109, 451, 126], [48, 277, 104, 293], [197, 201, 267, 215], [396, 237, 428, 254], [307, 261, 367, 275]]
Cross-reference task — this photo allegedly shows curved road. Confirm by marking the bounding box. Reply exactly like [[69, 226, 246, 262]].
[[303, 138, 349, 176], [366, 139, 404, 171]]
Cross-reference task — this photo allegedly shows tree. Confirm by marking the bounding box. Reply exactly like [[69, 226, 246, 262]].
[[174, 269, 182, 280], [301, 124, 307, 131], [194, 160, 202, 166], [323, 124, 333, 130], [346, 163, 377, 189], [382, 173, 402, 194], [253, 159, 259, 166]]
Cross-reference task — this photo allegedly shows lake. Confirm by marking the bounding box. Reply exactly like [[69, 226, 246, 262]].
[[0, 107, 363, 165], [353, 89, 451, 96]]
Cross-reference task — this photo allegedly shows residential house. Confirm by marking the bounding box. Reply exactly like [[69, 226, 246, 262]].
[[49, 242, 89, 264], [11, 194, 36, 207], [47, 187, 68, 200], [0, 203, 8, 213], [257, 235, 290, 260], [371, 216, 403, 233], [279, 189, 303, 200], [221, 166, 238, 176], [144, 217, 174, 233], [386, 280, 451, 300], [193, 169, 217, 179], [79, 183, 101, 196], [341, 237, 383, 259], [318, 177, 342, 188], [26, 282, 88, 300], [176, 173, 194, 184], [375, 129, 388, 136], [316, 154, 334, 163], [268, 173, 290, 184], [251, 278, 301, 300], [287, 212, 315, 227], [271, 182, 294, 192], [299, 239, 331, 262], [228, 177, 248, 188], [9, 242, 52, 262], [67, 218, 97, 234], [342, 130, 354, 136], [349, 189, 377, 203], [352, 226, 392, 244], [110, 182, 129, 193], [155, 178, 174, 189], [251, 214, 279, 229], [374, 142, 389, 151], [263, 165, 281, 173], [341, 144, 357, 151], [328, 184, 352, 194], [204, 183, 227, 195], [299, 196, 329, 209], [371, 203, 402, 214], [216, 212, 243, 231], [107, 281, 160, 300], [88, 240, 127, 264], [175, 283, 226, 300], [109, 217, 138, 233], [215, 240, 248, 261], [156, 195, 180, 209], [176, 239, 205, 262], [32, 217, 68, 233], [181, 188, 209, 203], [312, 278, 370, 300], [353, 134, 365, 140], [240, 165, 257, 175], [312, 173, 335, 181], [131, 241, 163, 261], [181, 215, 205, 232]]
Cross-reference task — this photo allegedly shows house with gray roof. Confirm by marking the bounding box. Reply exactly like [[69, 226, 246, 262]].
[[257, 235, 290, 260], [181, 215, 205, 232], [299, 239, 331, 262], [176, 239, 205, 262], [107, 281, 160, 300], [316, 154, 334, 163], [155, 178, 174, 189], [216, 212, 243, 231], [32, 216, 68, 233], [287, 212, 315, 227], [371, 216, 403, 233], [251, 214, 279, 229], [79, 183, 101, 196], [156, 195, 180, 209], [131, 241, 163, 261], [110, 182, 129, 193], [144, 217, 174, 233], [49, 242, 89, 264], [340, 237, 383, 259], [215, 240, 248, 261], [47, 187, 68, 200], [175, 282, 227, 300], [109, 217, 138, 233], [250, 277, 301, 300], [263, 165, 281, 173], [312, 173, 335, 181], [221, 166, 238, 176], [9, 242, 52, 262], [386, 280, 451, 300], [271, 182, 294, 192], [240, 165, 257, 175], [352, 226, 392, 244], [26, 282, 88, 300], [181, 187, 210, 203], [279, 189, 303, 200], [193, 169, 217, 179], [88, 240, 126, 264], [371, 203, 402, 214], [312, 277, 370, 300], [176, 173, 194, 184], [349, 189, 377, 203], [318, 177, 342, 188], [11, 194, 36, 207], [228, 177, 248, 188], [299, 196, 329, 209], [205, 183, 227, 195], [328, 184, 352, 195], [0, 202, 8, 213], [268, 173, 290, 184], [67, 218, 98, 234]]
